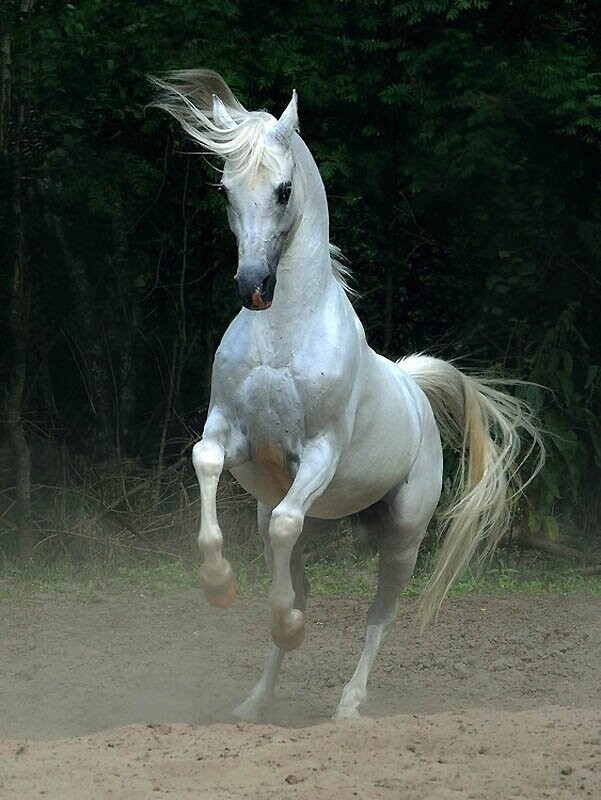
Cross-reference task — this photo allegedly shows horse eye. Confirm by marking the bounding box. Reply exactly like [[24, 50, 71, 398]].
[[217, 184, 229, 200], [277, 182, 292, 205]]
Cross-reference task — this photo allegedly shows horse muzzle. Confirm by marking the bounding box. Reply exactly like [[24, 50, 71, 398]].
[[235, 265, 276, 311]]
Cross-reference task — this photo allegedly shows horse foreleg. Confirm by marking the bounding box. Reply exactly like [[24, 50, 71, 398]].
[[192, 437, 236, 607], [234, 505, 311, 721], [268, 438, 337, 651]]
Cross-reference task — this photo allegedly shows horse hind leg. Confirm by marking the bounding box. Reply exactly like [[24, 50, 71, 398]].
[[333, 502, 420, 719], [334, 436, 442, 720], [232, 644, 285, 723], [233, 504, 313, 722]]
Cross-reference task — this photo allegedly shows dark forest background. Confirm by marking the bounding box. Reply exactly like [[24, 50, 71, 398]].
[[1, 0, 600, 563]]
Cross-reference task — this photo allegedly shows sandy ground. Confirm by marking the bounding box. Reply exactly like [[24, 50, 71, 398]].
[[1, 588, 600, 798]]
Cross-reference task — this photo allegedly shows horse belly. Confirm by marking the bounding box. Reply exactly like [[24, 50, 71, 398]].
[[308, 366, 430, 518], [308, 440, 412, 518]]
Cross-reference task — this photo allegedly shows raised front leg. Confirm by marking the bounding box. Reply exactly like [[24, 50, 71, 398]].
[[192, 437, 236, 607], [268, 437, 338, 651]]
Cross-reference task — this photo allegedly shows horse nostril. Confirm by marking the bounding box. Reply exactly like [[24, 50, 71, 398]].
[[235, 265, 274, 307]]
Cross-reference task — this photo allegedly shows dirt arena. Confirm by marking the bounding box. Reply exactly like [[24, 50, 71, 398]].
[[1, 588, 600, 798]]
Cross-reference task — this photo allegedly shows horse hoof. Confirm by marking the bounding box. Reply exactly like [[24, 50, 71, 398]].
[[232, 698, 265, 723], [333, 706, 361, 721], [203, 577, 237, 608], [276, 626, 305, 652], [271, 612, 305, 651]]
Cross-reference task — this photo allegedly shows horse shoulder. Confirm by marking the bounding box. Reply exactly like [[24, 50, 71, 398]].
[[291, 310, 362, 397]]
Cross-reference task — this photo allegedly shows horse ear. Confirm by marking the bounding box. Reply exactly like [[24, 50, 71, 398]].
[[272, 90, 299, 144], [212, 94, 236, 129]]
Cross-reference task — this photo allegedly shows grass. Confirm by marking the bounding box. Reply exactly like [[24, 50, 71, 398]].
[[1, 544, 600, 602], [306, 552, 601, 598]]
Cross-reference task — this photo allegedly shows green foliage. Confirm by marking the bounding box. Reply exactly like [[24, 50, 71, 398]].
[[1, 0, 600, 548], [2, 547, 600, 600], [517, 304, 601, 534]]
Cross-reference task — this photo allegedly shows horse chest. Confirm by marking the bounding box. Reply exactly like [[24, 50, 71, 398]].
[[234, 364, 306, 451]]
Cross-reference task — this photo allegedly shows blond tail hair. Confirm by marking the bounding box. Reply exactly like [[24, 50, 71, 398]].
[[397, 355, 545, 629]]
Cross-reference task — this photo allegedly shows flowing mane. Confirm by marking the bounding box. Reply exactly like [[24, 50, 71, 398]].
[[329, 244, 357, 298], [150, 70, 285, 180], [151, 70, 355, 296]]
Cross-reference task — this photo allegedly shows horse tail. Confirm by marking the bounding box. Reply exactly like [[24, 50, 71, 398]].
[[397, 354, 544, 629]]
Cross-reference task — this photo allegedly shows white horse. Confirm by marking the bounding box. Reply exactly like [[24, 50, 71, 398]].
[[153, 70, 543, 721]]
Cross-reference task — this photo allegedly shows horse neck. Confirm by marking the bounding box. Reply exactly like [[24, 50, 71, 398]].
[[262, 135, 335, 328]]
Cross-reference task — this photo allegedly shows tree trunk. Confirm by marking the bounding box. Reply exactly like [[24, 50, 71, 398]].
[[383, 264, 394, 355], [111, 208, 137, 456], [0, 30, 11, 152], [49, 213, 114, 456], [2, 0, 40, 557], [5, 100, 34, 558]]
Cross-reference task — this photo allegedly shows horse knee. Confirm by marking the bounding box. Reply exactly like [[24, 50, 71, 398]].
[[192, 440, 224, 479]]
